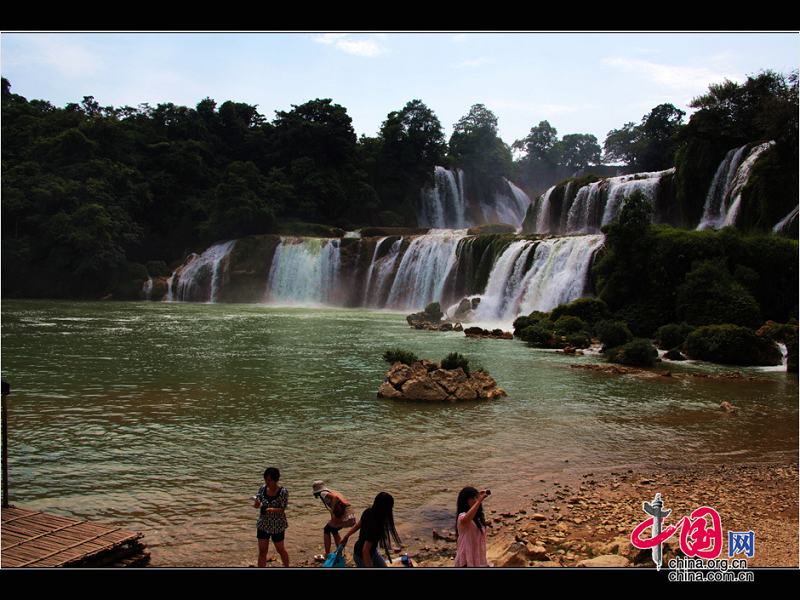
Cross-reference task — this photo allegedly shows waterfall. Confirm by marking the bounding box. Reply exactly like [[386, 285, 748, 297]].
[[773, 205, 799, 234], [529, 170, 673, 235], [142, 277, 153, 300], [265, 238, 342, 305], [385, 229, 468, 310], [697, 142, 775, 230], [535, 186, 555, 234], [419, 167, 530, 229], [170, 241, 235, 303], [419, 167, 466, 228], [492, 180, 531, 229], [472, 240, 537, 322], [516, 235, 606, 314], [600, 170, 673, 227]]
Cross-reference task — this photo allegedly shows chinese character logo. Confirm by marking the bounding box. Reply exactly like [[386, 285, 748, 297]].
[[631, 493, 724, 569], [728, 531, 755, 558]]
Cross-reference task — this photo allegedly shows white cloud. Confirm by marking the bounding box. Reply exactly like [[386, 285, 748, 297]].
[[602, 56, 742, 94], [8, 35, 102, 78], [453, 57, 493, 69], [311, 34, 385, 57]]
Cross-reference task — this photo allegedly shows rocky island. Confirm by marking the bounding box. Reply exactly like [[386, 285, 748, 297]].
[[378, 352, 507, 402]]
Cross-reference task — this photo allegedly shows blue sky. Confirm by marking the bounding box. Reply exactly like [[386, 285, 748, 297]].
[[1, 32, 797, 148]]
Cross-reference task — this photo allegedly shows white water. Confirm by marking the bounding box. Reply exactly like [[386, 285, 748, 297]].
[[419, 167, 530, 229], [530, 170, 673, 235], [773, 205, 799, 234], [142, 277, 153, 300], [385, 229, 468, 310], [419, 167, 467, 229], [472, 240, 536, 322], [697, 142, 775, 230], [171, 241, 236, 303], [265, 238, 342, 306], [170, 231, 605, 325], [535, 186, 555, 234], [516, 235, 606, 314]]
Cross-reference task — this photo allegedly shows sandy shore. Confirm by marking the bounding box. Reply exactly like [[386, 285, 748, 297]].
[[400, 462, 798, 568]]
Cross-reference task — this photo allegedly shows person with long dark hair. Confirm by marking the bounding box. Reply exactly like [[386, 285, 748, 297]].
[[454, 487, 490, 567], [253, 466, 290, 567], [341, 491, 401, 567]]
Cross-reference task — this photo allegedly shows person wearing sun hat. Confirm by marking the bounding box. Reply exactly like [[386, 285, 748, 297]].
[[313, 480, 356, 557]]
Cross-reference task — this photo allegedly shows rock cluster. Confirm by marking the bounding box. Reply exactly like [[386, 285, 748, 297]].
[[463, 327, 513, 340], [378, 360, 507, 402]]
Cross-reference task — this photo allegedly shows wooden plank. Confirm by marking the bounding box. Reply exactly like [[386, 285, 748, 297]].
[[3, 521, 89, 551], [16, 528, 123, 566]]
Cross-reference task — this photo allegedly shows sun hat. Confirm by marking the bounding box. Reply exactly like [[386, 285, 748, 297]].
[[312, 480, 331, 496]]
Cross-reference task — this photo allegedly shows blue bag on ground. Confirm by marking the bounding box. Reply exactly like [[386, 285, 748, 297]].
[[323, 544, 346, 568]]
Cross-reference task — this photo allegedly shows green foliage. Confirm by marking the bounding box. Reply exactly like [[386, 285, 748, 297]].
[[550, 298, 611, 329], [441, 352, 470, 374], [593, 199, 798, 337], [655, 323, 695, 350], [685, 324, 783, 366], [604, 103, 685, 171], [424, 302, 443, 322], [595, 320, 634, 349], [607, 338, 658, 367], [513, 311, 552, 336], [565, 333, 591, 349], [674, 70, 798, 230], [553, 315, 588, 336], [519, 325, 556, 348], [675, 260, 762, 328], [449, 104, 512, 182], [383, 349, 419, 365]]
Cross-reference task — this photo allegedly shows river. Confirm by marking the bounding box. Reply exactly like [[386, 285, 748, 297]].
[[1, 300, 796, 566]]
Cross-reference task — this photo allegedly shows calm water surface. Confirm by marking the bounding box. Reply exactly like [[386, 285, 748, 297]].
[[1, 300, 796, 566]]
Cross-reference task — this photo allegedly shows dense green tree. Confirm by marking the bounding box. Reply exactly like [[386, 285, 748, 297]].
[[604, 103, 685, 171], [449, 103, 512, 181]]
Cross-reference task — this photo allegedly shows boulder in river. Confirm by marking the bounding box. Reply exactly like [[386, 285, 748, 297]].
[[378, 360, 507, 402]]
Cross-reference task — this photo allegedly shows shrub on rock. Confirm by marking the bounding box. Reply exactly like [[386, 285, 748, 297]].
[[685, 324, 783, 366], [383, 349, 419, 365], [655, 323, 695, 350], [550, 298, 611, 328], [607, 338, 658, 367], [553, 315, 588, 336], [441, 352, 470, 374], [595, 320, 633, 350]]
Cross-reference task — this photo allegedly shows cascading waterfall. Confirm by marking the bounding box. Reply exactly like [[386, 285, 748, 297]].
[[142, 277, 153, 300], [516, 235, 606, 314], [697, 141, 775, 230], [530, 170, 673, 235], [418, 167, 466, 229], [171, 241, 235, 302], [419, 167, 530, 229], [773, 205, 799, 234], [385, 229, 468, 310], [265, 237, 342, 305], [165, 231, 605, 324], [471, 240, 537, 322], [491, 179, 531, 230]]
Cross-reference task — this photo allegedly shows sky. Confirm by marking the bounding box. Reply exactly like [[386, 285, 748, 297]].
[[1, 32, 798, 148]]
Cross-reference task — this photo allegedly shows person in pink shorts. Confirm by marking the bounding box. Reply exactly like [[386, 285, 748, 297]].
[[454, 486, 491, 567]]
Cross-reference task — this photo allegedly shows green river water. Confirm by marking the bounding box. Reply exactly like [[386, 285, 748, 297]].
[[1, 300, 797, 566]]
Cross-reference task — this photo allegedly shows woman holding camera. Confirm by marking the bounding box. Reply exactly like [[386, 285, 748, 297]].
[[454, 487, 491, 567], [253, 466, 290, 567], [340, 491, 401, 567]]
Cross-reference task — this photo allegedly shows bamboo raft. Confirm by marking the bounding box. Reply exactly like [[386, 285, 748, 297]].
[[1, 506, 150, 567]]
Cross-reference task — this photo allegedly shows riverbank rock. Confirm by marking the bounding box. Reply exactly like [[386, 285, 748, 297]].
[[464, 327, 514, 340], [378, 361, 507, 402], [577, 555, 630, 567]]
